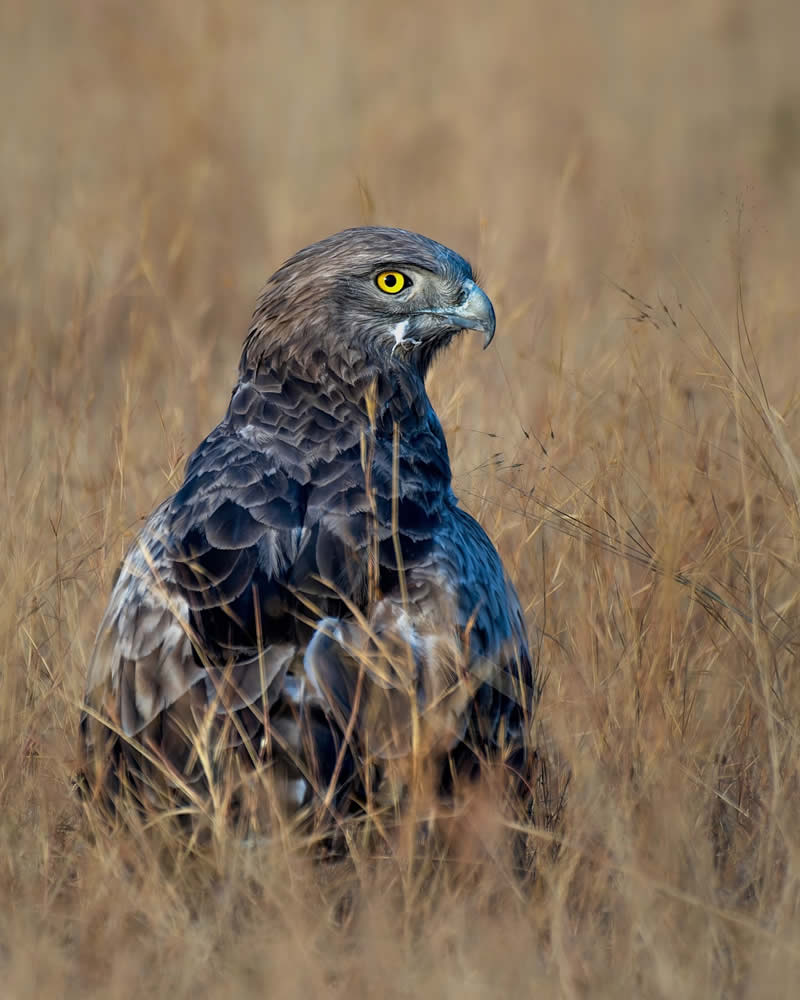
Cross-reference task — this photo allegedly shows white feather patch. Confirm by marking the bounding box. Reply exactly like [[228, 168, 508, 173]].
[[392, 320, 409, 346]]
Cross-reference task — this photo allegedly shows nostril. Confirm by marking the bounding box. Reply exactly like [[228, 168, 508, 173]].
[[458, 279, 476, 306]]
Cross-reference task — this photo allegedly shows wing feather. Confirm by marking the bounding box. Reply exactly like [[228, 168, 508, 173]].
[[81, 421, 308, 781], [81, 348, 541, 818]]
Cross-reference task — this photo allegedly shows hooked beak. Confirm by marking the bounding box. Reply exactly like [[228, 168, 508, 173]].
[[421, 281, 495, 350], [437, 280, 496, 348]]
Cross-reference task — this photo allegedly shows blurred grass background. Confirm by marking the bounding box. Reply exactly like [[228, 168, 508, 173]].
[[2, 0, 800, 996]]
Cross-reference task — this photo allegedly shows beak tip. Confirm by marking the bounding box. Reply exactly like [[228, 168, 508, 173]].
[[462, 281, 496, 349]]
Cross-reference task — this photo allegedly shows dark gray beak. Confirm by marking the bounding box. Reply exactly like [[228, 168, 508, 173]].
[[443, 280, 496, 348]]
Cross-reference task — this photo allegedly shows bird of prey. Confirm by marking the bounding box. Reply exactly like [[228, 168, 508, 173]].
[[80, 227, 541, 828]]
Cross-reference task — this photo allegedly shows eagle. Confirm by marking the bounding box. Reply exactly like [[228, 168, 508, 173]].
[[80, 227, 541, 829]]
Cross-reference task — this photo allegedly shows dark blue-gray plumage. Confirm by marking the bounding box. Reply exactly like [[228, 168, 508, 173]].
[[80, 227, 540, 821]]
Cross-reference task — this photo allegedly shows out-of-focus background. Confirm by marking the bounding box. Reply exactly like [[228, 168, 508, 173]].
[[3, 2, 800, 997]]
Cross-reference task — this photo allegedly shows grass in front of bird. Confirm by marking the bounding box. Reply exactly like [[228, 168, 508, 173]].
[[4, 226, 800, 997], [4, 1, 800, 994]]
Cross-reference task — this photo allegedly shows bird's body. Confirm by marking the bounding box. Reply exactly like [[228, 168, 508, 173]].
[[80, 228, 539, 825]]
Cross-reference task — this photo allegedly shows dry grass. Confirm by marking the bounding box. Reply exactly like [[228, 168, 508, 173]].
[[3, 0, 800, 995]]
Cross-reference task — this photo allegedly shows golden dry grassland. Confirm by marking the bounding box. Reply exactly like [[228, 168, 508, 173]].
[[3, 1, 800, 996]]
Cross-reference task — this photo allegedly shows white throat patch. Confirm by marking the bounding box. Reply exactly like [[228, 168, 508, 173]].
[[390, 319, 421, 357], [392, 320, 409, 347]]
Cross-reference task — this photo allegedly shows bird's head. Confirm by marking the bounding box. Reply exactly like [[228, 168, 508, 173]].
[[241, 227, 495, 381]]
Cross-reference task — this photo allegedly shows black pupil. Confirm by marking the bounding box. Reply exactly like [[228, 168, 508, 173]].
[[384, 273, 397, 287]]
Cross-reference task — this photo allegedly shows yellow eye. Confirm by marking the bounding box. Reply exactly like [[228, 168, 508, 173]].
[[375, 270, 409, 294]]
